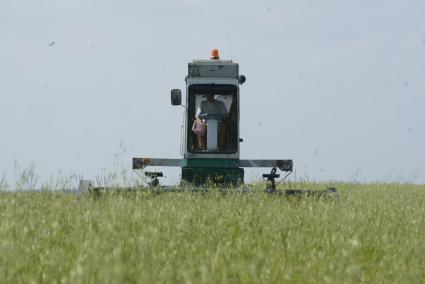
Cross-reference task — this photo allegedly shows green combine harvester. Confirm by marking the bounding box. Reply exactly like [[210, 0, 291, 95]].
[[80, 49, 336, 196]]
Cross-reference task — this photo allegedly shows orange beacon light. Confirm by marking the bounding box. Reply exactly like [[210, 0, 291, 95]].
[[211, 49, 220, 60]]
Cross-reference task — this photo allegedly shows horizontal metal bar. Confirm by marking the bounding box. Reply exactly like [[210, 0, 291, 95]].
[[133, 158, 182, 169], [133, 158, 293, 171], [239, 159, 293, 171]]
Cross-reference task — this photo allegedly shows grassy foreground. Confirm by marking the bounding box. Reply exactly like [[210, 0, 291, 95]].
[[0, 183, 424, 283]]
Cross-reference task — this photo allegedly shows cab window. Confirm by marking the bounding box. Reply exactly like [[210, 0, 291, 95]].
[[187, 85, 238, 153]]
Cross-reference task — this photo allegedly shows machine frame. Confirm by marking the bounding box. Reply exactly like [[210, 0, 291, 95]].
[[132, 50, 293, 187]]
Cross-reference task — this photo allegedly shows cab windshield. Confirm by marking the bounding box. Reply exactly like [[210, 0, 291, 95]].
[[187, 84, 238, 153]]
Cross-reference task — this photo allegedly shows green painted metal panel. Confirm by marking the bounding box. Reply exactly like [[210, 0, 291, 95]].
[[182, 159, 239, 168], [181, 167, 244, 187]]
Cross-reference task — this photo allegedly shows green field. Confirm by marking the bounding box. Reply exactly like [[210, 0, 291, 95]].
[[1, 183, 424, 283]]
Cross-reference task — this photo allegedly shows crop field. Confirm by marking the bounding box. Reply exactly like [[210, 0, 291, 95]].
[[0, 183, 424, 283]]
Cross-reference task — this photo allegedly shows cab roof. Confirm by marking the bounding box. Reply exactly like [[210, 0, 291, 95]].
[[188, 60, 239, 78]]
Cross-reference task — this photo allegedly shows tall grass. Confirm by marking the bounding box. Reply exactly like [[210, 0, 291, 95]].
[[0, 183, 424, 283]]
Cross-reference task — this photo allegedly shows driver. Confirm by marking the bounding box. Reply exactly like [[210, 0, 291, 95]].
[[195, 94, 227, 124], [194, 94, 228, 150]]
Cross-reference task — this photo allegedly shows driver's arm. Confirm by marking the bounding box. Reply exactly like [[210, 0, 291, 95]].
[[195, 105, 203, 123]]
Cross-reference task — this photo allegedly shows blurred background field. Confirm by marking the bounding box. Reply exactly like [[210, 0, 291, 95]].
[[0, 183, 424, 283]]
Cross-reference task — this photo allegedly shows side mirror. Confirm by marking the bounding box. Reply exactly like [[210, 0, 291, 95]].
[[239, 75, 246, 85], [171, 89, 182, 106]]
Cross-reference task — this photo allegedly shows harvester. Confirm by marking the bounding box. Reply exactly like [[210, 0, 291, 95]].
[[80, 49, 336, 196]]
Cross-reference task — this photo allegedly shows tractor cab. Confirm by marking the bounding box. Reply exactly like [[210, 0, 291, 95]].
[[171, 49, 245, 158]]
